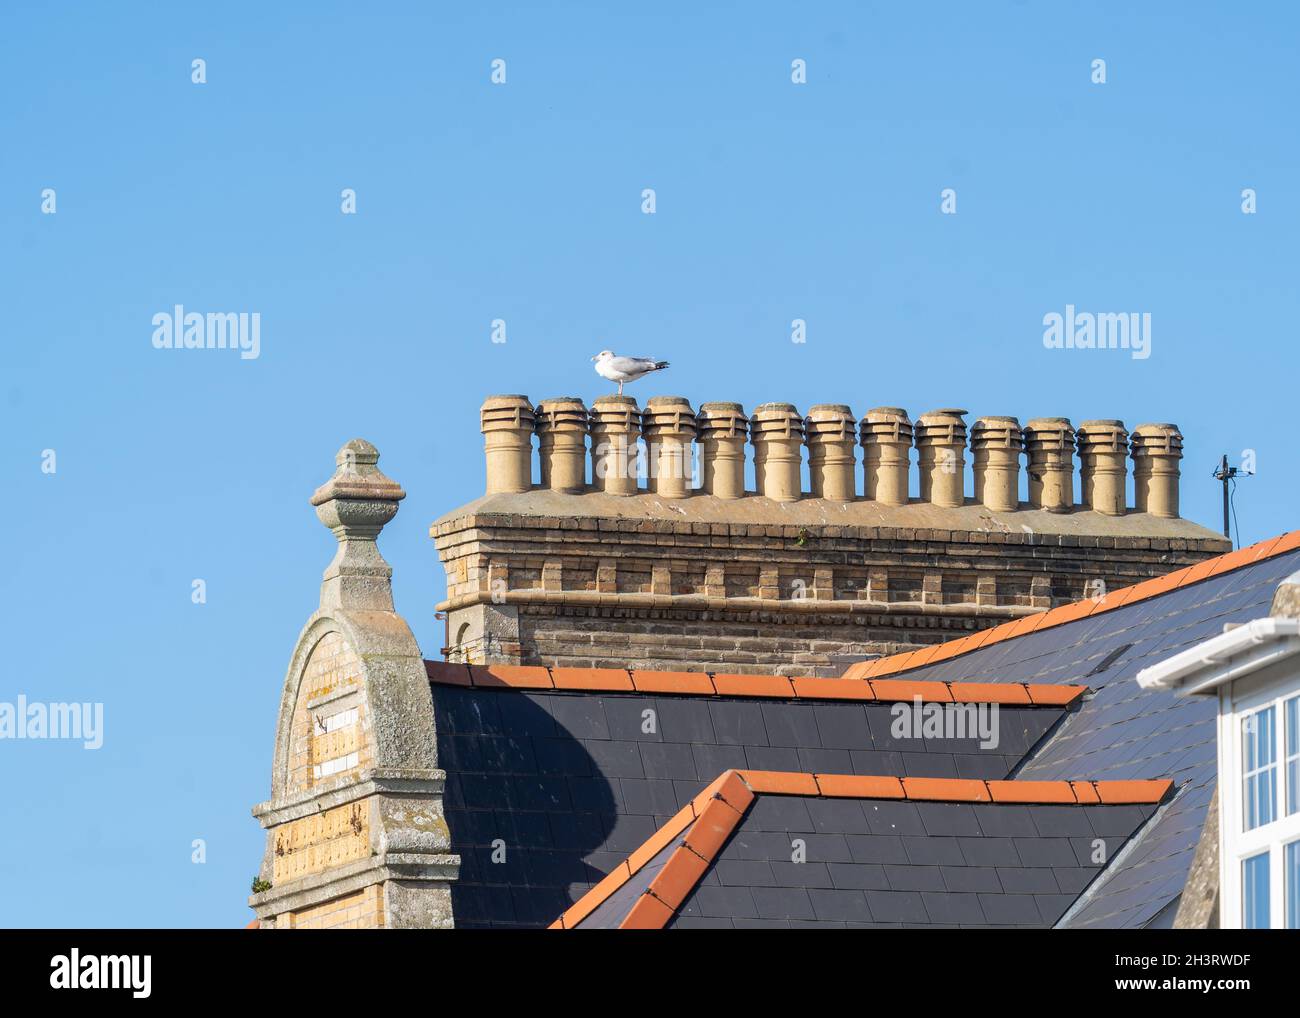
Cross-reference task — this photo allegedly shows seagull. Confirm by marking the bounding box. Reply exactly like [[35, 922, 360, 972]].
[[591, 350, 670, 395]]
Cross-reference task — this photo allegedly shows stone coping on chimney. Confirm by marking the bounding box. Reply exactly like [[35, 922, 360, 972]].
[[432, 488, 1228, 545]]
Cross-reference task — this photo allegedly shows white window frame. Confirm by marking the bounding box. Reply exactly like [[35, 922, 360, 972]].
[[1220, 686, 1300, 928]]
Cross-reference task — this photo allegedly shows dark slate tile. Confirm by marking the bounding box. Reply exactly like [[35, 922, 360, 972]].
[[864, 703, 914, 751], [745, 746, 803, 771], [495, 692, 559, 738], [761, 702, 823, 748], [883, 864, 946, 892], [813, 703, 873, 749], [619, 778, 681, 817], [751, 887, 816, 920], [502, 810, 554, 849], [603, 696, 662, 742], [974, 804, 1039, 839], [709, 700, 769, 746], [865, 890, 929, 924], [1055, 867, 1101, 894], [1029, 805, 1097, 838], [995, 867, 1060, 894], [955, 836, 1021, 868], [769, 861, 834, 888], [1012, 837, 1078, 867], [566, 775, 619, 813], [689, 884, 759, 919], [718, 829, 792, 862], [715, 859, 777, 887], [898, 752, 959, 778], [916, 802, 983, 837], [797, 747, 854, 773], [733, 918, 792, 929], [670, 916, 736, 928], [526, 849, 591, 887], [845, 834, 910, 865], [977, 893, 1042, 925], [849, 749, 906, 774], [808, 887, 874, 923], [654, 697, 716, 743], [458, 772, 513, 810], [603, 813, 658, 854], [954, 754, 1011, 780], [806, 798, 871, 836], [636, 742, 695, 780], [1034, 893, 1080, 924], [691, 742, 749, 777], [433, 687, 502, 736], [1086, 804, 1153, 837], [863, 800, 927, 836], [545, 695, 610, 741], [747, 795, 815, 832], [920, 891, 987, 925], [509, 774, 571, 811], [827, 862, 890, 890], [532, 737, 593, 777], [550, 810, 608, 851], [1070, 836, 1124, 868], [901, 835, 965, 867], [511, 885, 569, 926], [941, 866, 1003, 893], [794, 833, 855, 864]]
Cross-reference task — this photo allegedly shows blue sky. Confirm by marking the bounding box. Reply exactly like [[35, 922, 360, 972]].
[[1, 2, 1297, 927]]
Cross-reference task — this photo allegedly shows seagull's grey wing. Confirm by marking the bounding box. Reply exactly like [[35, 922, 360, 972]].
[[607, 356, 658, 373]]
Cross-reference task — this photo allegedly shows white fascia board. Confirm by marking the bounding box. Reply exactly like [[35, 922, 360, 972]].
[[1135, 617, 1300, 696]]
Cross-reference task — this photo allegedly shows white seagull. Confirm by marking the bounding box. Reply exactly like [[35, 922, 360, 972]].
[[591, 350, 670, 395]]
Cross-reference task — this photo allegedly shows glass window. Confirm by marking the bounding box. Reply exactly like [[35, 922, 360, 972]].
[[1286, 696, 1299, 817], [1243, 851, 1270, 929], [1243, 706, 1277, 831], [1288, 841, 1300, 930]]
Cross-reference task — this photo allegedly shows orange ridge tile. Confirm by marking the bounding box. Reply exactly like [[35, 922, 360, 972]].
[[867, 679, 953, 703], [630, 670, 716, 695], [738, 770, 820, 795], [555, 859, 632, 930], [1026, 684, 1087, 706], [550, 667, 635, 691], [1243, 535, 1283, 564], [1094, 779, 1174, 804], [791, 676, 876, 701], [1270, 530, 1300, 557], [711, 673, 797, 698], [641, 846, 711, 916], [986, 780, 1078, 804], [425, 660, 472, 686], [626, 802, 697, 874], [946, 682, 1032, 705], [682, 795, 748, 861], [467, 664, 554, 689], [1070, 781, 1101, 804], [619, 892, 675, 929], [901, 777, 992, 802], [814, 774, 905, 799]]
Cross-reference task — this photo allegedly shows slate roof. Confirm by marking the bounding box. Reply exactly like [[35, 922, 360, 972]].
[[557, 771, 1170, 929], [427, 529, 1300, 930]]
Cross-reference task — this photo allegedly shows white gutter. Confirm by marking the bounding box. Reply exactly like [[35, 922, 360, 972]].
[[1136, 617, 1300, 696]]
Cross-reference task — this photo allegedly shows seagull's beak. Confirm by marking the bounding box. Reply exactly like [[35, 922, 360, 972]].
[[590, 355, 597, 361]]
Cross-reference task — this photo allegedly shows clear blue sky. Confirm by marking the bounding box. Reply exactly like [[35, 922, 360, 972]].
[[1, 2, 1296, 927]]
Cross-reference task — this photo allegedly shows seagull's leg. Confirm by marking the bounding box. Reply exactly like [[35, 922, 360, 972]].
[[618, 381, 624, 395]]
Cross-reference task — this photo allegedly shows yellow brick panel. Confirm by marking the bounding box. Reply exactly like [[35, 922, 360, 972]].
[[286, 631, 371, 794], [272, 800, 371, 885], [283, 884, 385, 930]]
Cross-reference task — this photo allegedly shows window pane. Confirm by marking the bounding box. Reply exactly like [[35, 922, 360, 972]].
[[1288, 842, 1300, 930], [1288, 697, 1300, 817], [1243, 707, 1278, 830], [1243, 852, 1270, 929]]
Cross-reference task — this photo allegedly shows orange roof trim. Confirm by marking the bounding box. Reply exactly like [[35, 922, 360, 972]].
[[551, 770, 1174, 930], [841, 528, 1300, 682], [425, 661, 1084, 706]]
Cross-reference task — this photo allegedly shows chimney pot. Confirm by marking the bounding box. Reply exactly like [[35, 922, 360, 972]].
[[750, 403, 805, 502], [804, 404, 857, 501], [914, 409, 969, 508], [1130, 422, 1183, 518], [641, 396, 697, 498], [1076, 419, 1129, 516], [859, 407, 913, 506], [480, 395, 535, 494], [970, 416, 1023, 513], [697, 402, 749, 499], [1023, 417, 1076, 513]]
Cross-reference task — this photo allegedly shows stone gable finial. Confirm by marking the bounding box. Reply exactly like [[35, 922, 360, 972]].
[[310, 439, 406, 611]]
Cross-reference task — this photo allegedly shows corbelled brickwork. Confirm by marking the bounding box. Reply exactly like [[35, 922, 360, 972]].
[[431, 397, 1228, 675]]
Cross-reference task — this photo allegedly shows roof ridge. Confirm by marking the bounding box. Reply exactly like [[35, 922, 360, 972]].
[[843, 528, 1300, 682], [550, 770, 1174, 930], [424, 661, 1087, 705]]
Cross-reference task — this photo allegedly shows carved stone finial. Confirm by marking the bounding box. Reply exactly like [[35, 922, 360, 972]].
[[309, 439, 406, 611]]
